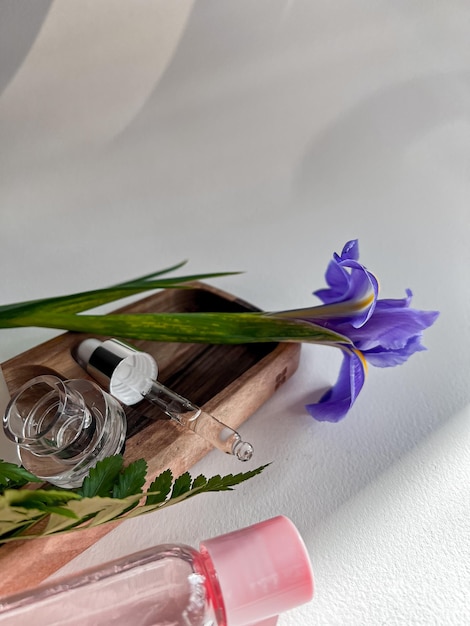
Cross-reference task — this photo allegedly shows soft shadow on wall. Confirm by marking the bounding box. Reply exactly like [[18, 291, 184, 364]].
[[0, 0, 53, 95], [294, 72, 470, 214]]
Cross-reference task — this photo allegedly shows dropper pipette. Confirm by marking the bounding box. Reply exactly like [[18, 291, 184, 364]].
[[73, 338, 253, 462]]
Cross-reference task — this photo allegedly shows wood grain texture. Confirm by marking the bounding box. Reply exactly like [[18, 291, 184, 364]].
[[0, 283, 300, 596]]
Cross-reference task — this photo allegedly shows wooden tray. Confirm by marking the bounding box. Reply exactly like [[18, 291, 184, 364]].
[[0, 282, 300, 596]]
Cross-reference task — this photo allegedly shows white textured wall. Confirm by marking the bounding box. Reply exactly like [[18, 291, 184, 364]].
[[1, 2, 469, 624]]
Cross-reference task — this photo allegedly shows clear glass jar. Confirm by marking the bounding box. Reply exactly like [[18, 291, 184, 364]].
[[2, 375, 126, 487]]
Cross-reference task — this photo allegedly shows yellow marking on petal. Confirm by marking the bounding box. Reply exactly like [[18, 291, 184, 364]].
[[273, 288, 376, 320], [338, 345, 368, 374], [348, 290, 375, 313], [352, 348, 368, 374]]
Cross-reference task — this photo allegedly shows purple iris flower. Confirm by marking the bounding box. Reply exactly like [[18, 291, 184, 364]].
[[276, 240, 439, 422]]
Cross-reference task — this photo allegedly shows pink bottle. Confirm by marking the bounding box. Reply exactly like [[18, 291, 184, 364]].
[[0, 516, 314, 625]]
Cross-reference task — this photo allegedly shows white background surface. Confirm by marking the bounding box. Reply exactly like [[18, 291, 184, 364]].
[[1, 2, 470, 624]]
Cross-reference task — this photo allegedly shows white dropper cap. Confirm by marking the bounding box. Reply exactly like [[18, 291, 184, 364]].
[[74, 338, 158, 406]]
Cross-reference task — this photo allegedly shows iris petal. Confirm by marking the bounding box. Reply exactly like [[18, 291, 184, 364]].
[[315, 260, 351, 304], [313, 241, 379, 327], [375, 288, 413, 309], [340, 239, 360, 261], [364, 335, 427, 367], [306, 348, 367, 422], [325, 302, 439, 352]]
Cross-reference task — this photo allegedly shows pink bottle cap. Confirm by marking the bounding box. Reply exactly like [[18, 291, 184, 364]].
[[200, 516, 314, 626]]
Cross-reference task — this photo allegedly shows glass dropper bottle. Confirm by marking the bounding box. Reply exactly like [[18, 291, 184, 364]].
[[73, 338, 253, 462]]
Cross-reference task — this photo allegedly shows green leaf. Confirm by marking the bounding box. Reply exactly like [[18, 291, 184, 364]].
[[0, 463, 269, 542], [200, 465, 269, 494], [0, 497, 47, 539], [78, 455, 124, 498], [88, 495, 144, 527], [2, 488, 81, 509], [170, 472, 192, 498], [1, 310, 350, 346], [0, 520, 42, 541], [0, 488, 81, 540], [43, 494, 145, 535], [112, 458, 148, 499], [145, 469, 173, 505], [131, 464, 269, 517], [191, 474, 208, 490], [0, 258, 351, 349], [40, 506, 79, 519], [0, 268, 240, 318], [0, 460, 43, 493]]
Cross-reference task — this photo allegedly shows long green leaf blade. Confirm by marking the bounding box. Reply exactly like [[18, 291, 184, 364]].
[[0, 261, 188, 315], [0, 272, 239, 318], [112, 261, 189, 283], [0, 311, 351, 345]]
